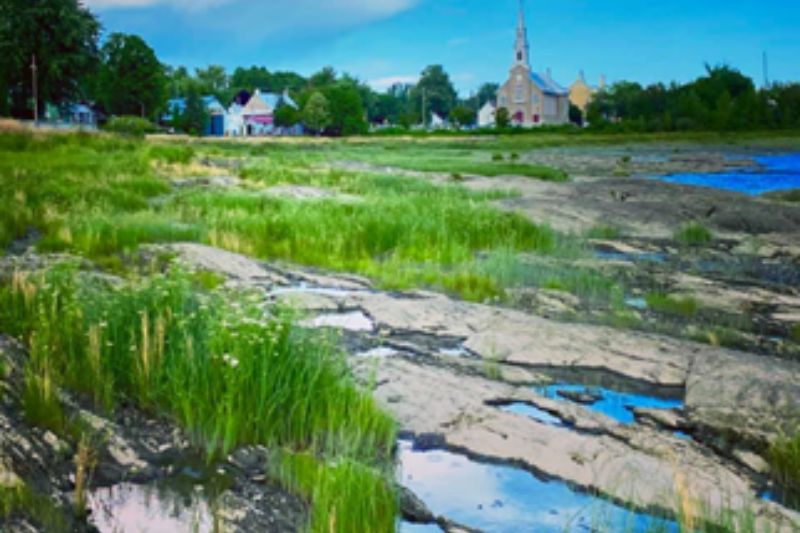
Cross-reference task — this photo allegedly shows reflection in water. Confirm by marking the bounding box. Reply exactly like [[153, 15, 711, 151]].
[[88, 482, 214, 533], [534, 384, 683, 425], [400, 521, 444, 533], [398, 440, 676, 533]]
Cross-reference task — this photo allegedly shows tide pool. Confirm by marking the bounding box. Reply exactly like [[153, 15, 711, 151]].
[[657, 154, 800, 195]]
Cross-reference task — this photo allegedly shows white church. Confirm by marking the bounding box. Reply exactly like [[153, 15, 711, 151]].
[[481, 1, 570, 128]]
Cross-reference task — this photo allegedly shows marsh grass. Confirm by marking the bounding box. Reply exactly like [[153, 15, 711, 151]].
[[0, 484, 69, 532], [275, 451, 397, 533], [768, 431, 800, 508], [0, 264, 397, 531], [675, 222, 713, 247]]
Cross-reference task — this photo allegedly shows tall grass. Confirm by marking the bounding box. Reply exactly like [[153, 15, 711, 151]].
[[0, 484, 69, 532], [768, 431, 800, 508], [0, 263, 397, 531]]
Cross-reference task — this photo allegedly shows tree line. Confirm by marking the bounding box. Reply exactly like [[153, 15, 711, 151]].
[[586, 65, 800, 132], [2, 1, 800, 136]]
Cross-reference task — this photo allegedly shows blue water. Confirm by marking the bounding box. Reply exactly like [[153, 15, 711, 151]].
[[595, 251, 667, 263], [658, 154, 800, 195], [399, 440, 676, 533], [400, 522, 443, 533], [534, 384, 683, 425], [501, 402, 568, 427]]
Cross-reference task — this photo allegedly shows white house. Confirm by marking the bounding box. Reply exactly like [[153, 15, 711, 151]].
[[429, 112, 447, 129], [478, 101, 497, 128]]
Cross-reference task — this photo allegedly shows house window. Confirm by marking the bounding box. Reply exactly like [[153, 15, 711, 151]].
[[499, 96, 507, 106], [532, 93, 540, 104]]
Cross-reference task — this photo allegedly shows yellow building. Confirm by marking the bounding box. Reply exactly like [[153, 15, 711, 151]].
[[569, 71, 606, 113], [496, 1, 569, 127]]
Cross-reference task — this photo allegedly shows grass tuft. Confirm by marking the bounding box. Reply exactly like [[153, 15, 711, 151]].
[[675, 222, 713, 247], [768, 431, 800, 508]]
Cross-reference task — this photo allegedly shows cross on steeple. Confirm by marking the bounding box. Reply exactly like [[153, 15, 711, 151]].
[[514, 0, 530, 70]]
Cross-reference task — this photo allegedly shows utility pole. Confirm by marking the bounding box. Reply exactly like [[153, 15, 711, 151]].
[[421, 88, 427, 128], [31, 54, 38, 124], [762, 51, 770, 89]]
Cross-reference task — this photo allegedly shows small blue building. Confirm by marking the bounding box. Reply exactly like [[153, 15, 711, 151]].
[[162, 95, 226, 136]]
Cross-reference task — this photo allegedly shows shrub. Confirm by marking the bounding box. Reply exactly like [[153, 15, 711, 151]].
[[510, 152, 520, 161], [104, 116, 157, 138], [492, 153, 504, 161], [768, 431, 800, 508], [675, 222, 713, 247], [450, 172, 464, 182]]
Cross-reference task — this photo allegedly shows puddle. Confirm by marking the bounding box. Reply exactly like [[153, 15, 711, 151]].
[[356, 346, 399, 358], [500, 402, 568, 427], [654, 153, 800, 195], [534, 384, 683, 425], [398, 440, 676, 533], [438, 346, 472, 358], [270, 282, 354, 298], [595, 250, 667, 264], [400, 521, 443, 533], [88, 482, 214, 533], [625, 297, 648, 310], [673, 431, 693, 441], [310, 311, 374, 332]]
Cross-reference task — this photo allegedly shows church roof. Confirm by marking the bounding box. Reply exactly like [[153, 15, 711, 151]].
[[531, 72, 569, 96]]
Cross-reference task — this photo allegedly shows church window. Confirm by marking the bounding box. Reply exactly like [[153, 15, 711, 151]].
[[517, 52, 522, 61], [514, 82, 525, 103]]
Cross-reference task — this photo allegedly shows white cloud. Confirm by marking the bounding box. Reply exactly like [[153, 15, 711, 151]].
[[84, 0, 420, 29], [368, 75, 418, 91]]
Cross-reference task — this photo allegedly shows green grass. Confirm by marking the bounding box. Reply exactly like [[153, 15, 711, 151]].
[[585, 224, 622, 240], [674, 222, 713, 247], [0, 263, 397, 531], [645, 293, 699, 317], [791, 323, 800, 343], [1, 484, 69, 532], [768, 431, 800, 508], [275, 451, 397, 533]]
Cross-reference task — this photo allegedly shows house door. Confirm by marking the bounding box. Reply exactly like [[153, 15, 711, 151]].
[[513, 111, 524, 124]]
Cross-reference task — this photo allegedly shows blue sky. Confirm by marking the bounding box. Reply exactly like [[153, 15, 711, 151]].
[[85, 0, 800, 95]]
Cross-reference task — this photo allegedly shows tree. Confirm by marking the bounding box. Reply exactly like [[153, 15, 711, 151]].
[[495, 107, 511, 129], [411, 65, 458, 120], [195, 65, 229, 103], [476, 83, 500, 107], [450, 105, 476, 128], [569, 104, 583, 126], [302, 92, 331, 134], [179, 83, 208, 136], [274, 103, 300, 128], [95, 33, 166, 120], [0, 0, 100, 118], [324, 82, 368, 136]]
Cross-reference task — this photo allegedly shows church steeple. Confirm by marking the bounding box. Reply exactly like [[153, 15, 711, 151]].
[[514, 0, 530, 70]]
